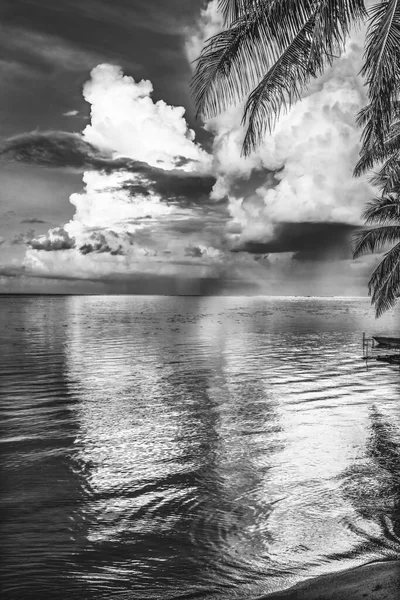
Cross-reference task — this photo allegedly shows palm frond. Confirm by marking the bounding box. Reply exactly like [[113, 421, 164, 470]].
[[352, 225, 400, 257], [382, 122, 400, 154], [239, 0, 366, 155], [354, 127, 400, 176], [353, 153, 375, 176], [358, 0, 400, 152], [354, 105, 377, 174], [368, 241, 400, 316], [354, 104, 400, 176], [192, 0, 366, 148], [241, 16, 315, 155], [191, 0, 314, 120], [362, 195, 400, 224], [369, 151, 400, 194], [218, 0, 256, 25], [356, 104, 373, 128], [308, 0, 367, 69]]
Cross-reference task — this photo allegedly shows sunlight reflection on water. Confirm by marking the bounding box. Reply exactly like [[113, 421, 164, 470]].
[[1, 295, 399, 599]]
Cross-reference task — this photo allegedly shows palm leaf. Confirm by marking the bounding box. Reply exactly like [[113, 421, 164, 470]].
[[381, 122, 400, 156], [191, 0, 314, 120], [240, 0, 366, 154], [192, 0, 366, 153], [218, 0, 256, 25], [368, 241, 400, 316], [354, 104, 400, 176], [354, 127, 400, 175], [370, 151, 400, 194], [352, 225, 400, 257], [241, 16, 315, 155], [357, 0, 400, 153], [354, 135, 400, 175], [308, 0, 366, 69], [362, 195, 400, 224]]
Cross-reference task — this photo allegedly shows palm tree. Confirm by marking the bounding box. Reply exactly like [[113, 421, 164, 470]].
[[191, 0, 400, 163], [352, 102, 400, 317], [354, 101, 400, 177], [192, 0, 400, 315], [353, 189, 400, 318]]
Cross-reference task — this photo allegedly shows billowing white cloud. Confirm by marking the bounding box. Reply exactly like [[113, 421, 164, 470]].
[[187, 2, 373, 248], [23, 64, 225, 284], [13, 3, 375, 296], [82, 64, 211, 171]]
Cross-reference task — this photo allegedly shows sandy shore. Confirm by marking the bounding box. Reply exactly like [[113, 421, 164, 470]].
[[259, 560, 400, 600]]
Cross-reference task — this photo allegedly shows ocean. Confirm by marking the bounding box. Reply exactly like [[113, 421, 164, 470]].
[[1, 295, 399, 599]]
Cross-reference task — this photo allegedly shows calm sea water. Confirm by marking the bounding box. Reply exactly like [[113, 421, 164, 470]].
[[1, 295, 399, 600]]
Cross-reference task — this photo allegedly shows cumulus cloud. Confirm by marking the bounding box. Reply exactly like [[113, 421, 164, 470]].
[[28, 227, 76, 251], [210, 59, 373, 245], [63, 110, 79, 117], [82, 64, 211, 171], [176, 1, 377, 294], [16, 64, 228, 287], [188, 2, 373, 249], [2, 6, 376, 295]]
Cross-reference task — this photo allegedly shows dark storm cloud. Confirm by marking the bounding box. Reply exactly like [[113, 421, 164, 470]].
[[28, 227, 76, 251], [0, 264, 27, 277], [0, 130, 217, 206], [0, 131, 131, 171], [236, 222, 361, 260], [119, 170, 217, 207], [20, 218, 48, 224], [79, 243, 124, 256], [78, 231, 127, 256], [185, 246, 204, 258]]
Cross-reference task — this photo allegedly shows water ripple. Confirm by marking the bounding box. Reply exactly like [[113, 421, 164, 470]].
[[1, 295, 399, 599]]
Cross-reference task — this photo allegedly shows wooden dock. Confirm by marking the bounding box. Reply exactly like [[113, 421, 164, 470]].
[[362, 333, 400, 367]]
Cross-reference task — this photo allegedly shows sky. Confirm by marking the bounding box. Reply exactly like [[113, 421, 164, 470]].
[[0, 0, 381, 295]]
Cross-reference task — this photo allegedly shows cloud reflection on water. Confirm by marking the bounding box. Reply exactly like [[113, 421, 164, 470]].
[[2, 295, 399, 599], [61, 296, 400, 597]]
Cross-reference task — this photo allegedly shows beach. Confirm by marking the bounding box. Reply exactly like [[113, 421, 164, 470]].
[[262, 561, 400, 599]]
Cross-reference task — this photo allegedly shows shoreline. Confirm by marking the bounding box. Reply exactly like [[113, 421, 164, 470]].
[[259, 560, 400, 600]]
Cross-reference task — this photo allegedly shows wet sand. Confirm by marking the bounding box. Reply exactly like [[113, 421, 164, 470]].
[[261, 560, 400, 600]]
